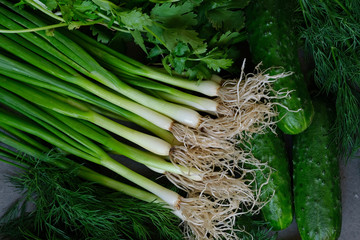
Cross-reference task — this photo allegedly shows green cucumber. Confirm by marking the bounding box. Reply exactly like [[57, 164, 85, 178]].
[[293, 98, 341, 240], [250, 130, 293, 230], [245, 0, 314, 134]]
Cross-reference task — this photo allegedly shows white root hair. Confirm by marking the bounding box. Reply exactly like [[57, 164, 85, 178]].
[[200, 62, 293, 141], [162, 62, 289, 240], [177, 172, 272, 240], [169, 145, 247, 175], [179, 194, 241, 240]]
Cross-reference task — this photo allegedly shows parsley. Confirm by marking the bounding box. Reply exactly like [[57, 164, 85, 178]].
[[19, 0, 250, 79]]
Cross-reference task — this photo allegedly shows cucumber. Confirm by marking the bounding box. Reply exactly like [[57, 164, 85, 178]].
[[245, 0, 314, 135], [292, 98, 342, 240], [250, 130, 293, 230]]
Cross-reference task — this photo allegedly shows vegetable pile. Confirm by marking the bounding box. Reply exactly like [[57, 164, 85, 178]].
[[0, 0, 358, 239]]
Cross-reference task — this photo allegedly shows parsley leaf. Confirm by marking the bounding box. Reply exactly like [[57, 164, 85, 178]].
[[163, 28, 205, 52], [117, 9, 153, 31], [207, 6, 246, 31], [202, 57, 233, 72], [151, 2, 198, 28], [29, 0, 249, 78], [44, 0, 58, 11], [174, 42, 190, 56]]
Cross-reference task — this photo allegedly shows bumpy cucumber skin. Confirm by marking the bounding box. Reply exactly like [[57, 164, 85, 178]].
[[251, 130, 293, 230], [245, 0, 314, 135], [293, 99, 341, 240]]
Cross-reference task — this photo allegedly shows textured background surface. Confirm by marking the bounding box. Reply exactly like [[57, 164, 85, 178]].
[[0, 152, 359, 239]]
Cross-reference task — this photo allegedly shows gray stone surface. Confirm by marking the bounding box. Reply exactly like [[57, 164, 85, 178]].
[[0, 161, 22, 218]]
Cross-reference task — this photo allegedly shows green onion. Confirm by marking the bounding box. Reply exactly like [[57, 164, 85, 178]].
[[113, 74, 219, 112], [0, 53, 175, 143], [0, 33, 175, 130], [0, 79, 172, 156]]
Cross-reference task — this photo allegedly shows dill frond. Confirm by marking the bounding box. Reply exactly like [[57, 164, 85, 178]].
[[0, 154, 182, 240], [299, 0, 360, 159]]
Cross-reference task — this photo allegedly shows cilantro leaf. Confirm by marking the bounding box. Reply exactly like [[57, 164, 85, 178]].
[[173, 57, 187, 73], [74, 1, 97, 13], [217, 31, 242, 46], [117, 9, 153, 31], [174, 42, 190, 56], [44, 0, 58, 11], [91, 0, 119, 12], [207, 7, 246, 32], [187, 62, 212, 80], [91, 26, 112, 44], [148, 45, 166, 58], [130, 30, 147, 53], [162, 28, 206, 53], [151, 2, 198, 28], [201, 57, 233, 72], [218, 0, 251, 9]]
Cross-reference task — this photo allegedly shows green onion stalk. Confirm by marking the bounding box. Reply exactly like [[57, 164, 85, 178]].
[[0, 53, 175, 144], [0, 131, 187, 238], [0, 107, 251, 240]]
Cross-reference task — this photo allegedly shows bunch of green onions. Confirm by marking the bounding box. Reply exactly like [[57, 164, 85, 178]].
[[0, 0, 289, 238]]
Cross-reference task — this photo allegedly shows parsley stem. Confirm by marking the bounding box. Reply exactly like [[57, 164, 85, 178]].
[[144, 25, 169, 50], [96, 12, 130, 33]]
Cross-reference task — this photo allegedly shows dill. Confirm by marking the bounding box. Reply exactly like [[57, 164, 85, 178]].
[[299, 0, 360, 159], [0, 153, 183, 240]]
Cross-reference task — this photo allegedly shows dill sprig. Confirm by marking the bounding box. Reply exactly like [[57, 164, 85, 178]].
[[299, 0, 360, 159], [234, 215, 277, 240], [0, 153, 183, 240]]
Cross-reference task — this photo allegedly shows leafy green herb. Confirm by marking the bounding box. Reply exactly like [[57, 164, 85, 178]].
[[299, 0, 360, 158], [234, 214, 277, 240], [15, 0, 250, 79], [0, 153, 183, 240]]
